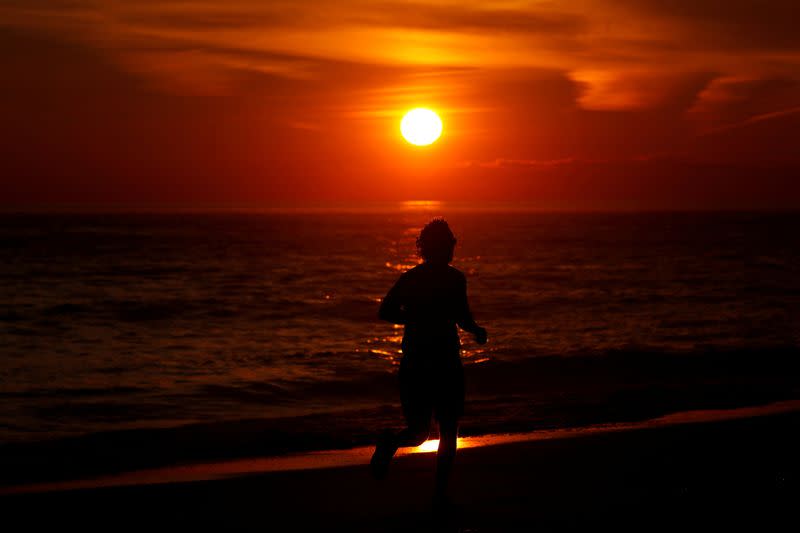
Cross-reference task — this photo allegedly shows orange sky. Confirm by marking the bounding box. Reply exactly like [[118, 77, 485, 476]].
[[1, 1, 799, 208]]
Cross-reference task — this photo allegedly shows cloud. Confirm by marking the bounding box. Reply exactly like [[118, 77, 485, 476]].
[[1, 0, 798, 115], [354, 2, 588, 34], [569, 70, 690, 110], [688, 76, 800, 132], [616, 0, 800, 51], [698, 105, 800, 138], [458, 157, 576, 169]]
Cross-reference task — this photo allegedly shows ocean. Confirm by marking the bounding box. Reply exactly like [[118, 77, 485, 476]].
[[1, 207, 799, 478]]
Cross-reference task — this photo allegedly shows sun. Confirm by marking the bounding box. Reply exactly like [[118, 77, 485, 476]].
[[401, 108, 442, 146]]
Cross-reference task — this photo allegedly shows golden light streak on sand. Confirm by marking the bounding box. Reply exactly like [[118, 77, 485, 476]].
[[4, 400, 800, 496]]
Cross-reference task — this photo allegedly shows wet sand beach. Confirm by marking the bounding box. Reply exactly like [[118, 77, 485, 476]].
[[3, 409, 798, 532]]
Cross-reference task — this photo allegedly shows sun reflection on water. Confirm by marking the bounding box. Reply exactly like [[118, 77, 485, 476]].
[[401, 200, 442, 210]]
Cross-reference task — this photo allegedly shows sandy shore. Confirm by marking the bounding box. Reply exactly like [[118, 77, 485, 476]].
[[3, 409, 798, 531]]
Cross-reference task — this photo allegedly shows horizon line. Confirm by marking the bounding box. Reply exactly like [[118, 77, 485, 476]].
[[2, 201, 799, 215]]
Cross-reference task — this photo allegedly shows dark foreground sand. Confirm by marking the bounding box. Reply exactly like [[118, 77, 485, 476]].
[[3, 411, 798, 532]]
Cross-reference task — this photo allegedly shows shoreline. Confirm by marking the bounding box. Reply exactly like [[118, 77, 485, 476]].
[[2, 407, 798, 532], [3, 399, 799, 496]]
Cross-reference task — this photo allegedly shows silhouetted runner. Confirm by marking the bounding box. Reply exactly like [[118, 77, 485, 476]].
[[371, 218, 487, 509]]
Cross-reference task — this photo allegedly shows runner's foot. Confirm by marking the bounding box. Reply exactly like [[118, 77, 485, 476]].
[[369, 432, 395, 480]]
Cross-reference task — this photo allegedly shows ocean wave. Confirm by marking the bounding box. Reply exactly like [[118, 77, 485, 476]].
[[464, 345, 800, 393], [0, 343, 797, 488], [0, 386, 148, 399], [42, 303, 91, 316]]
